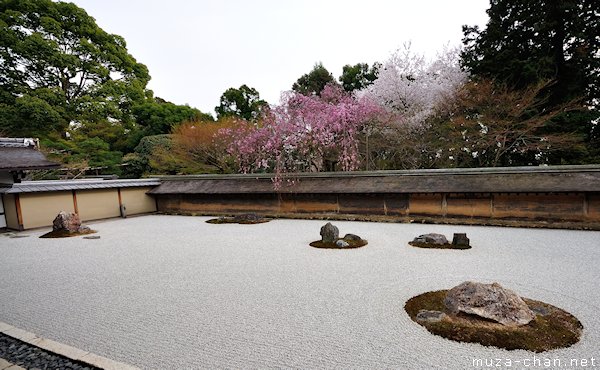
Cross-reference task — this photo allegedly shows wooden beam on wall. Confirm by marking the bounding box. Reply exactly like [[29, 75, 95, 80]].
[[72, 190, 79, 214], [15, 194, 24, 231]]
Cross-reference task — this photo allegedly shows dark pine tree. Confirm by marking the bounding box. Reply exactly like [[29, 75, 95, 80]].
[[461, 0, 600, 164]]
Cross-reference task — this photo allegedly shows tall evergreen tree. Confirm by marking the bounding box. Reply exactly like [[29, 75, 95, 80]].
[[462, 0, 598, 103], [461, 0, 600, 163]]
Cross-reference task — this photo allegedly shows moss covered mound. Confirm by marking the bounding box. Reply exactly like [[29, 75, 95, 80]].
[[206, 217, 270, 225], [40, 229, 97, 238], [408, 241, 471, 250], [405, 290, 582, 352], [309, 238, 368, 249]]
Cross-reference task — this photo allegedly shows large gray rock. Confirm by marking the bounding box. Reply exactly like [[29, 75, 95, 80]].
[[444, 281, 535, 327], [320, 222, 339, 243], [413, 233, 449, 245], [52, 211, 83, 233]]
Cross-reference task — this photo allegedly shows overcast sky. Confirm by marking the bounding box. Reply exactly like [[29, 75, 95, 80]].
[[70, 0, 489, 116]]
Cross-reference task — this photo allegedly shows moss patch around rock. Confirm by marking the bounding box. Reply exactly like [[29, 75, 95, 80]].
[[206, 217, 270, 225], [404, 290, 582, 352], [408, 241, 471, 250], [40, 229, 97, 238], [309, 238, 368, 249]]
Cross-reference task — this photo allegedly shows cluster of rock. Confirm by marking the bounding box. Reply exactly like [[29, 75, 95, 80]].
[[52, 211, 92, 234], [318, 222, 365, 248], [411, 232, 470, 248]]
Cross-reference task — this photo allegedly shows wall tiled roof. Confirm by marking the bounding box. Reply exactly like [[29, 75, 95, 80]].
[[150, 165, 600, 194], [0, 178, 160, 194]]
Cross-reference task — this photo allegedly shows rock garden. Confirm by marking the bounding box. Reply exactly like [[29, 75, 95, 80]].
[[3, 215, 598, 368]]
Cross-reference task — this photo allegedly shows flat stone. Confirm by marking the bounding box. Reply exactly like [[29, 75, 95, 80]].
[[343, 233, 362, 241], [445, 281, 535, 327], [0, 321, 14, 332], [531, 305, 550, 316], [83, 235, 101, 239], [78, 225, 91, 233], [412, 233, 448, 245], [0, 359, 13, 370], [416, 310, 447, 323], [3, 326, 39, 343], [32, 338, 89, 361], [5, 365, 26, 370]]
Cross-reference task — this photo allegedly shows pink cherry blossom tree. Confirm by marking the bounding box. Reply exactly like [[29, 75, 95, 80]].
[[220, 84, 386, 186]]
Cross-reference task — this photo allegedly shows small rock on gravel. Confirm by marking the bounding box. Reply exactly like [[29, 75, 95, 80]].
[[335, 240, 349, 248], [416, 310, 447, 323]]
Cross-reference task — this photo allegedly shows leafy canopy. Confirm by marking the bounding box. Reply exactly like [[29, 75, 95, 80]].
[[292, 62, 338, 96], [215, 84, 266, 121], [0, 0, 150, 137], [339, 63, 379, 92], [461, 0, 600, 163], [461, 0, 599, 105]]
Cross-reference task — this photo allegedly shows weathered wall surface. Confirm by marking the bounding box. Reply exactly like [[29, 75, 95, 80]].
[[4, 187, 157, 230], [588, 194, 600, 221], [20, 191, 75, 229], [2, 194, 20, 230], [120, 187, 157, 215], [155, 191, 600, 229], [76, 189, 121, 221]]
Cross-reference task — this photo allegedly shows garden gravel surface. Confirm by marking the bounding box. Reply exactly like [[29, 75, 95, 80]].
[[1, 215, 599, 369]]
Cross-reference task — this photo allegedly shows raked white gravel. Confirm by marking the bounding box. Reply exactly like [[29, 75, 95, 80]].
[[1, 215, 599, 369]]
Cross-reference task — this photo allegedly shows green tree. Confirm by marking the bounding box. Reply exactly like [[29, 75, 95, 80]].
[[122, 134, 173, 178], [461, 0, 600, 163], [339, 63, 379, 92], [292, 62, 338, 96], [215, 84, 266, 121], [0, 0, 150, 137], [70, 137, 122, 170], [132, 98, 212, 138]]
